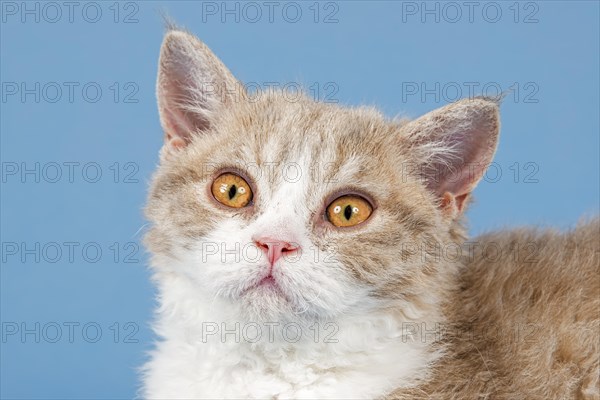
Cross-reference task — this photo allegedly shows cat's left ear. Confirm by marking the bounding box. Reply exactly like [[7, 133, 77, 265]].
[[156, 29, 244, 156], [401, 97, 500, 218]]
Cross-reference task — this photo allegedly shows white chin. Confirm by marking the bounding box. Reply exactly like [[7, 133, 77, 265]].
[[239, 285, 295, 322]]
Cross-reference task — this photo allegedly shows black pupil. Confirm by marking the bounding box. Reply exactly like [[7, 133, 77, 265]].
[[228, 185, 237, 200], [344, 205, 352, 220]]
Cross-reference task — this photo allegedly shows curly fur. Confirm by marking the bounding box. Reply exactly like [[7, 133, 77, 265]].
[[141, 29, 599, 399]]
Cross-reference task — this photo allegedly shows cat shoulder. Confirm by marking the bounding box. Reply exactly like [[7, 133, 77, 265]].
[[453, 218, 600, 399]]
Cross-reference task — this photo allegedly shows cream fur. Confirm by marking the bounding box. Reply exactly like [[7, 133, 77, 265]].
[[142, 29, 600, 399]]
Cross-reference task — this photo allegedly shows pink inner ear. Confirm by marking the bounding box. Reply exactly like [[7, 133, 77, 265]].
[[156, 31, 243, 151], [160, 103, 210, 146], [162, 107, 190, 144], [403, 98, 500, 214], [434, 128, 497, 197]]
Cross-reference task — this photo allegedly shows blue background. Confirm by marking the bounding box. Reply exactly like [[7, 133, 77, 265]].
[[1, 1, 598, 398]]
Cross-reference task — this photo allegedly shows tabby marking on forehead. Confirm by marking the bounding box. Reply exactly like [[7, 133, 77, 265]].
[[144, 28, 597, 400]]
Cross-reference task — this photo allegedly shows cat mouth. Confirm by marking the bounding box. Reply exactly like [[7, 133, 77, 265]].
[[258, 276, 278, 287], [242, 274, 285, 296]]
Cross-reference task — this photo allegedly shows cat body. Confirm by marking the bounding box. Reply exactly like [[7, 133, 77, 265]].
[[392, 223, 599, 399], [142, 29, 599, 399]]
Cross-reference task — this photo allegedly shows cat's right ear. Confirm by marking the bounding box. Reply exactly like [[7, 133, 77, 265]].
[[156, 30, 244, 156]]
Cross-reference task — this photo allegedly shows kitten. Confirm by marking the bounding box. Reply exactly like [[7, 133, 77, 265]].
[[142, 29, 599, 399]]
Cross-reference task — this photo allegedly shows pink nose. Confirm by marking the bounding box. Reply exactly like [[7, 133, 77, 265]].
[[254, 237, 300, 266]]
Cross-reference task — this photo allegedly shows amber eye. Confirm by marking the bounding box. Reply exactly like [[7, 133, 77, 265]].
[[326, 195, 373, 227], [211, 173, 253, 208]]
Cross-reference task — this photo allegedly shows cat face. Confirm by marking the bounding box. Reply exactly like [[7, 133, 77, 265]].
[[145, 30, 500, 323]]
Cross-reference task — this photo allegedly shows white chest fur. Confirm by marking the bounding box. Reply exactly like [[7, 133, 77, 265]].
[[142, 278, 439, 399]]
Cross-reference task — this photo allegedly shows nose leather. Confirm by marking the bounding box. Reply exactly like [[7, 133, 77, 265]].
[[253, 237, 299, 266]]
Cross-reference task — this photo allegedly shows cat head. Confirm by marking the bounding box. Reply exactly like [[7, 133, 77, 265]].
[[145, 30, 500, 323]]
